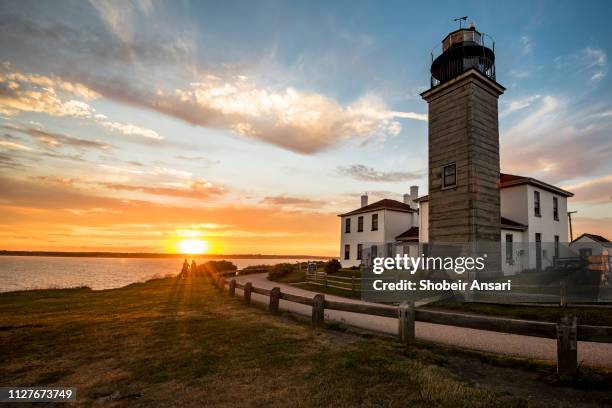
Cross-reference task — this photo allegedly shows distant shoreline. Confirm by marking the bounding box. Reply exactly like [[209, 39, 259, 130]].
[[0, 250, 332, 259]]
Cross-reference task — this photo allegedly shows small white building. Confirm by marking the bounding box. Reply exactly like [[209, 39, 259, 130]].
[[338, 187, 419, 267], [570, 233, 612, 258]]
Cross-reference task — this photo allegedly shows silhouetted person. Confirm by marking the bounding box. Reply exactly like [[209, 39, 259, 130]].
[[180, 259, 189, 279], [191, 260, 197, 275]]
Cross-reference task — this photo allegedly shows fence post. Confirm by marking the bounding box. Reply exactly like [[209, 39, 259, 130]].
[[312, 294, 325, 327], [560, 280, 567, 307], [269, 287, 281, 314], [228, 279, 236, 297], [398, 301, 415, 345], [556, 314, 577, 378], [244, 282, 252, 304]]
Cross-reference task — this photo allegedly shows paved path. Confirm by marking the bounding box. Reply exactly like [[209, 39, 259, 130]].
[[233, 273, 612, 368]]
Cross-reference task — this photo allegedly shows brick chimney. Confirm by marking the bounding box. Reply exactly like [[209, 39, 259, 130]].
[[409, 186, 419, 209], [361, 193, 368, 208]]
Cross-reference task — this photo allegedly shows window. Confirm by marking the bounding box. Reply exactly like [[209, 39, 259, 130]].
[[554, 235, 559, 259], [344, 244, 350, 260], [553, 197, 559, 221], [386, 243, 393, 257], [371, 214, 379, 231], [443, 163, 456, 188], [534, 191, 541, 217], [505, 234, 513, 263], [345, 218, 351, 233], [371, 245, 378, 259], [357, 244, 362, 260], [357, 216, 364, 232]]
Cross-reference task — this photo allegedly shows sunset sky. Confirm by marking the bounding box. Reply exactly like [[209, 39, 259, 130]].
[[1, 0, 611, 255]]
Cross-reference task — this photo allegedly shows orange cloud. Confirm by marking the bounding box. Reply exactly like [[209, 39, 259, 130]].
[[0, 175, 338, 255]]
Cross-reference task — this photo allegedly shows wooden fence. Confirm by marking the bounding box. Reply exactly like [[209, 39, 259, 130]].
[[205, 271, 612, 379], [305, 271, 361, 292]]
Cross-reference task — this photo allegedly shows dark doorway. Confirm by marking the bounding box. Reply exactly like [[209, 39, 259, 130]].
[[535, 233, 542, 271]]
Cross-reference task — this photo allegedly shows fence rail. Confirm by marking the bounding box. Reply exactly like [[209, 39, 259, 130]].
[[201, 268, 612, 379]]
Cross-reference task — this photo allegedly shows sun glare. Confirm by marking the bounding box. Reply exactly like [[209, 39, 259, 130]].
[[178, 238, 209, 254]]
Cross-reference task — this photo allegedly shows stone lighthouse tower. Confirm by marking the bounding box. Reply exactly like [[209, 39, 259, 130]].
[[421, 23, 504, 244]]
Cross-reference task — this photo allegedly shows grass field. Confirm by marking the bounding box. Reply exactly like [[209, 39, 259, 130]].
[[1, 276, 611, 407]]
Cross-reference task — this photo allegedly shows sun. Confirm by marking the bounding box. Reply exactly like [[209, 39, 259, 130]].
[[178, 238, 209, 254]]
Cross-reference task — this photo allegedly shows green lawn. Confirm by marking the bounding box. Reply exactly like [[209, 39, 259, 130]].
[[271, 267, 307, 284], [1, 276, 611, 406]]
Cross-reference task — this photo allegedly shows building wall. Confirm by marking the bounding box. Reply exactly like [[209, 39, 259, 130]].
[[570, 236, 611, 257], [500, 185, 528, 225], [339, 210, 417, 267], [384, 210, 417, 243], [423, 71, 503, 243], [524, 185, 570, 270], [419, 201, 429, 243], [339, 210, 385, 267]]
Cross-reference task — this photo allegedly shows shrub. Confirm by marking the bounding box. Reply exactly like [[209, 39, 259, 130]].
[[267, 263, 295, 280], [197, 260, 237, 276], [324, 259, 342, 274]]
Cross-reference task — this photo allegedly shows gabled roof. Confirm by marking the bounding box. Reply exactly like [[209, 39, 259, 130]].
[[413, 174, 573, 201], [395, 227, 419, 241], [501, 217, 528, 231], [500, 173, 573, 197], [571, 233, 611, 244], [338, 198, 416, 217]]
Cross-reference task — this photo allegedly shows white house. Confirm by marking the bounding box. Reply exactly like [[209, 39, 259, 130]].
[[417, 173, 573, 274], [338, 187, 419, 267], [570, 233, 612, 258], [339, 173, 574, 274]]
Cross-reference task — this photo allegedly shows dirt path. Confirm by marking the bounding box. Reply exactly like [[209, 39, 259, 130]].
[[234, 273, 612, 368]]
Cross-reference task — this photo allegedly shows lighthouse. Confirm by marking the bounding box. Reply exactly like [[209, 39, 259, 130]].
[[421, 22, 504, 244]]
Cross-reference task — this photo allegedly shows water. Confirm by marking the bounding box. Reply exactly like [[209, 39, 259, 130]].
[[0, 256, 312, 293]]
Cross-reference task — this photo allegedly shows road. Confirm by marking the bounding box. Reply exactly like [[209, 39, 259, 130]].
[[233, 273, 612, 368]]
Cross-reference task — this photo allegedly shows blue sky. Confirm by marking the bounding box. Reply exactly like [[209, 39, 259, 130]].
[[0, 0, 611, 254]]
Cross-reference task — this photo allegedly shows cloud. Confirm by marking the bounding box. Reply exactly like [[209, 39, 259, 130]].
[[101, 179, 225, 199], [501, 96, 612, 182], [135, 78, 425, 154], [0, 64, 162, 140], [261, 195, 326, 208], [501, 94, 541, 116], [338, 164, 424, 182], [0, 175, 338, 254], [555, 47, 607, 82], [175, 155, 219, 166], [30, 176, 75, 186], [93, 114, 161, 140], [5, 124, 109, 150], [520, 36, 533, 56], [0, 139, 32, 151], [584, 47, 607, 81], [89, 0, 152, 44], [0, 151, 23, 169], [564, 176, 612, 204], [0, 64, 98, 117]]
